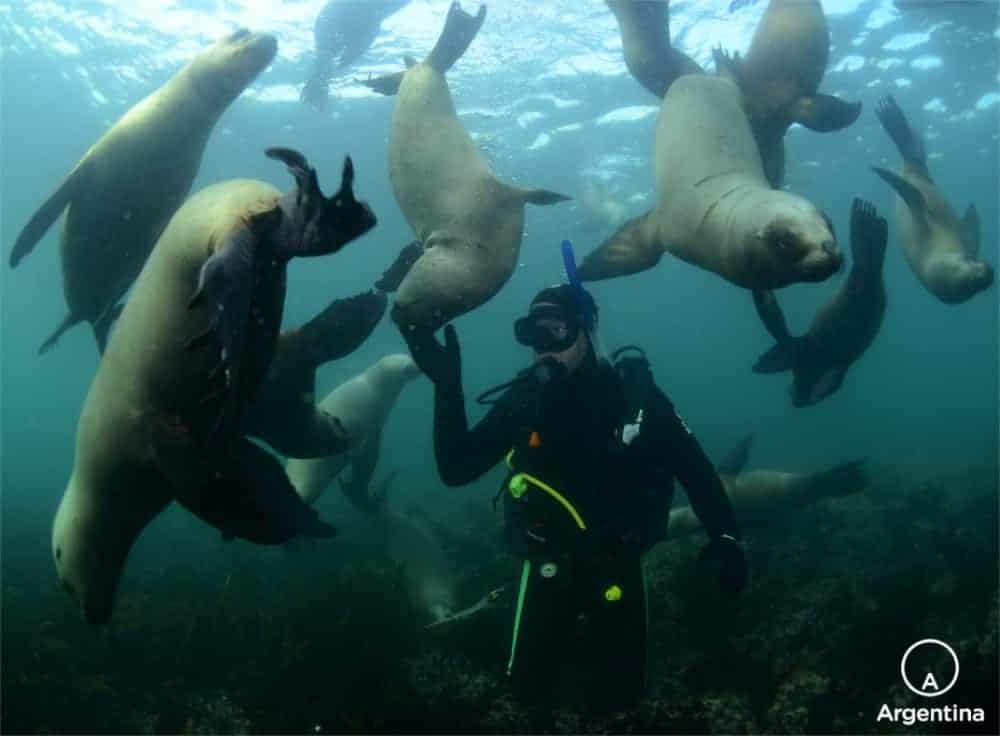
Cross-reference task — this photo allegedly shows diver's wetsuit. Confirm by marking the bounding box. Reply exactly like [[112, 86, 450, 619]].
[[433, 350, 740, 712]]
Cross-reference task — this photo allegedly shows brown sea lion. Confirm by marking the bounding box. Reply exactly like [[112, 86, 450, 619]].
[[578, 74, 840, 289], [9, 30, 278, 354], [753, 198, 888, 407], [606, 0, 703, 98], [872, 95, 993, 304], [51, 148, 376, 625], [669, 435, 868, 537], [714, 0, 862, 187], [364, 1, 570, 329]]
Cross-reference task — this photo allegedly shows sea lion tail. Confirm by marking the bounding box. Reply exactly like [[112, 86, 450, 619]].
[[38, 312, 81, 355], [426, 2, 487, 75], [518, 188, 571, 206], [874, 95, 927, 172], [811, 459, 869, 499]]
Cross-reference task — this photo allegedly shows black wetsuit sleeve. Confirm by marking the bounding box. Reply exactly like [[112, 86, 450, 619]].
[[434, 383, 517, 487], [651, 386, 741, 541]]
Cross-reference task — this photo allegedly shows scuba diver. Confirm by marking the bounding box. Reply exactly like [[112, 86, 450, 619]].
[[397, 242, 747, 715]]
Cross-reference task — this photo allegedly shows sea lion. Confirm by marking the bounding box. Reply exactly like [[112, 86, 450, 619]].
[[52, 148, 376, 625], [605, 0, 703, 99], [286, 353, 421, 507], [9, 30, 278, 354], [578, 74, 841, 289], [242, 289, 387, 459], [713, 0, 862, 188], [345, 470, 458, 623], [301, 0, 412, 111], [364, 1, 570, 329], [872, 95, 993, 304], [668, 435, 868, 537], [753, 198, 888, 407]]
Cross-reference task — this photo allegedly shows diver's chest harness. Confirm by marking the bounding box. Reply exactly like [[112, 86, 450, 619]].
[[492, 346, 655, 548]]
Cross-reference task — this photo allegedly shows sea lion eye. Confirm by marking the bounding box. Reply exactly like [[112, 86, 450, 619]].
[[55, 546, 62, 561]]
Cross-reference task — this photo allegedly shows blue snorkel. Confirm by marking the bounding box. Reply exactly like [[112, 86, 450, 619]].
[[561, 239, 596, 332]]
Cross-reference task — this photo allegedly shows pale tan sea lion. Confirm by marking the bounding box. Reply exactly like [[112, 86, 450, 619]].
[[364, 1, 570, 329], [52, 149, 375, 625], [286, 353, 421, 508], [714, 0, 862, 187], [872, 95, 993, 304], [578, 74, 840, 289], [9, 30, 278, 353]]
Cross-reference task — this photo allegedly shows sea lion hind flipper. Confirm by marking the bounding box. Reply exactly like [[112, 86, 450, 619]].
[[806, 364, 848, 404], [960, 204, 980, 258], [362, 70, 406, 96], [812, 458, 869, 499], [871, 167, 929, 227], [519, 188, 571, 206], [174, 438, 337, 545], [376, 240, 424, 292], [874, 95, 927, 171], [717, 435, 754, 475], [712, 46, 743, 83], [426, 2, 487, 75], [338, 438, 381, 513], [38, 312, 81, 355], [9, 160, 89, 268], [92, 302, 125, 355], [577, 213, 662, 282], [752, 341, 796, 373], [849, 198, 888, 270], [792, 94, 862, 133]]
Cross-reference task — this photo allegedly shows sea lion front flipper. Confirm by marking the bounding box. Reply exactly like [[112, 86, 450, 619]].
[[960, 204, 981, 258], [426, 2, 487, 76], [173, 438, 337, 545], [517, 188, 572, 206], [717, 434, 754, 476], [791, 94, 862, 133], [874, 95, 928, 173], [806, 364, 848, 405], [577, 212, 662, 282], [92, 302, 125, 355], [376, 240, 424, 292], [871, 167, 930, 228], [752, 289, 792, 343], [9, 159, 89, 268], [294, 289, 387, 365]]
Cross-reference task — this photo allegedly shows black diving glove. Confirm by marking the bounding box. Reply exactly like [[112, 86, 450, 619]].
[[399, 322, 462, 389], [698, 533, 748, 595]]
